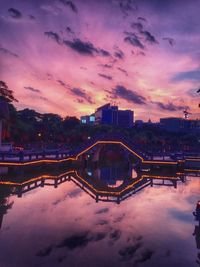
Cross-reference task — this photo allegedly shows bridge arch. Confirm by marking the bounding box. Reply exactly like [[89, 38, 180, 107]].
[[75, 140, 144, 162]]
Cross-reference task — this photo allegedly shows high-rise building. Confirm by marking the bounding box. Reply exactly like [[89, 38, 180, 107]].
[[80, 103, 134, 128]]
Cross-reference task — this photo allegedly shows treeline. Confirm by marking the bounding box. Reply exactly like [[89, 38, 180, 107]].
[[1, 81, 199, 152]]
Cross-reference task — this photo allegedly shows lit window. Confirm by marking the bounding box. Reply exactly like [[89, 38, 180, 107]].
[[90, 116, 95, 122], [81, 119, 86, 124]]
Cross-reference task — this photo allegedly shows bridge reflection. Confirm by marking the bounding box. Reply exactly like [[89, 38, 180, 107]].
[[0, 165, 197, 204]]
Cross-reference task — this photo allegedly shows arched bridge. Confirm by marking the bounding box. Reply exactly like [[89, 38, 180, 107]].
[[69, 134, 150, 162]]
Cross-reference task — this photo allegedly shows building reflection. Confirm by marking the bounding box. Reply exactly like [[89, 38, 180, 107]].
[[0, 164, 195, 205]]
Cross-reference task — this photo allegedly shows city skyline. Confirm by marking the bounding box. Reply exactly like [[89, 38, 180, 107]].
[[0, 0, 200, 121]]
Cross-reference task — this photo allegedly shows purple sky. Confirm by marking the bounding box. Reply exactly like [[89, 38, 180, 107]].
[[0, 0, 200, 121]]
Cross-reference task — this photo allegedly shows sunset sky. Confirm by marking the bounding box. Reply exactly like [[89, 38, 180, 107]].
[[0, 0, 200, 121]]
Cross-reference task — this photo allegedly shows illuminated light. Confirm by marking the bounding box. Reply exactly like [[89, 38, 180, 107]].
[[75, 141, 144, 161], [74, 171, 144, 196], [0, 157, 76, 166], [186, 158, 200, 162], [89, 116, 95, 122], [143, 160, 177, 165], [0, 170, 75, 186], [142, 174, 178, 180], [184, 169, 200, 172]]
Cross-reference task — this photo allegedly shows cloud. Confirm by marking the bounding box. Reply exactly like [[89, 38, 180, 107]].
[[115, 0, 137, 16], [63, 38, 110, 57], [131, 22, 144, 31], [66, 26, 74, 35], [29, 15, 36, 20], [44, 31, 62, 44], [99, 63, 113, 69], [0, 47, 19, 58], [130, 21, 158, 45], [57, 79, 70, 89], [59, 0, 78, 13], [171, 70, 200, 82], [70, 87, 94, 104], [98, 73, 113, 80], [163, 37, 175, 46], [117, 67, 128, 76], [154, 101, 188, 111], [24, 86, 41, 93], [114, 47, 125, 59], [95, 207, 109, 214], [8, 8, 22, 19], [112, 85, 146, 104], [99, 49, 111, 57], [124, 35, 145, 49], [137, 17, 147, 22], [140, 30, 158, 44]]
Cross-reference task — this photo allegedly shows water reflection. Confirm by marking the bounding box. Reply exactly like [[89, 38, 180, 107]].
[[0, 164, 189, 204], [0, 164, 199, 267]]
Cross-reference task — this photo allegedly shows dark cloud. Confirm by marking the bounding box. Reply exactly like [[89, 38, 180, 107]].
[[114, 47, 125, 59], [63, 39, 97, 55], [29, 15, 36, 20], [57, 231, 107, 250], [0, 47, 19, 58], [57, 232, 90, 250], [119, 243, 142, 261], [137, 51, 145, 56], [141, 30, 158, 44], [154, 101, 188, 111], [99, 49, 111, 57], [99, 63, 113, 69], [163, 37, 175, 46], [66, 26, 74, 35], [109, 229, 121, 242], [115, 0, 137, 16], [134, 249, 154, 264], [39, 96, 48, 101], [44, 31, 62, 44], [63, 38, 110, 57], [137, 17, 147, 22], [24, 86, 41, 93], [95, 207, 109, 214], [68, 188, 82, 198], [36, 246, 53, 257], [131, 22, 144, 31], [71, 87, 94, 104], [171, 70, 200, 82], [129, 21, 158, 46], [59, 0, 78, 13], [57, 79, 69, 89], [98, 73, 113, 80], [117, 67, 128, 76], [112, 85, 146, 105], [124, 35, 145, 49], [8, 8, 22, 19]]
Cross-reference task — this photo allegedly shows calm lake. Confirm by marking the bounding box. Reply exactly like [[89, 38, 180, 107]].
[[0, 164, 199, 267]]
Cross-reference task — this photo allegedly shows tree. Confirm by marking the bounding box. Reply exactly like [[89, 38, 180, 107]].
[[0, 81, 18, 103], [197, 88, 200, 107]]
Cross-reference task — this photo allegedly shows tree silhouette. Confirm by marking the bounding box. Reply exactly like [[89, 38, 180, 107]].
[[0, 81, 18, 103], [197, 88, 200, 108]]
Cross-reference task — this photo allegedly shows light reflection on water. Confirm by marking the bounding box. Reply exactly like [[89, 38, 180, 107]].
[[0, 164, 199, 267]]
